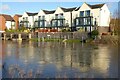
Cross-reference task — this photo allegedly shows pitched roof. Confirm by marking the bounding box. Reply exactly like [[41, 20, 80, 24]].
[[60, 7, 77, 12], [0, 14, 14, 21], [14, 14, 22, 17], [26, 12, 38, 16], [87, 3, 105, 9], [42, 10, 55, 14], [74, 6, 81, 11]]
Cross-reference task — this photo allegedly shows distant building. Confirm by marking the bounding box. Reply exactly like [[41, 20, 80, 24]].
[[0, 14, 15, 31], [13, 14, 22, 29]]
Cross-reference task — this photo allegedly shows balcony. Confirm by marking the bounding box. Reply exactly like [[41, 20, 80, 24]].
[[20, 20, 29, 28], [74, 16, 93, 26], [51, 15, 66, 28], [51, 19, 66, 28]]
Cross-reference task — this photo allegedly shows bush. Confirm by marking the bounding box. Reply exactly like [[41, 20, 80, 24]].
[[88, 30, 99, 39], [61, 28, 71, 32], [91, 30, 99, 36]]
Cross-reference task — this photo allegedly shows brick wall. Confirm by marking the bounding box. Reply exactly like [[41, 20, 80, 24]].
[[0, 16, 6, 31], [13, 15, 19, 29]]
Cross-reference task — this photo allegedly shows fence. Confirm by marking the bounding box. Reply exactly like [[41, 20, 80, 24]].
[[37, 32, 88, 40], [1, 32, 32, 40]]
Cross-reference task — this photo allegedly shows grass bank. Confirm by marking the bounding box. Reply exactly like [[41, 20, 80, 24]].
[[30, 38, 89, 43]]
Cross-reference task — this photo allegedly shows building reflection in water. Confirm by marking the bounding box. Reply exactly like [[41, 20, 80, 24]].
[[1, 41, 117, 78], [91, 45, 110, 77]]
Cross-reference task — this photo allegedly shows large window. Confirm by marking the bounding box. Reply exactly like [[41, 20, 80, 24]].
[[80, 11, 84, 17], [38, 16, 45, 27], [35, 22, 38, 27]]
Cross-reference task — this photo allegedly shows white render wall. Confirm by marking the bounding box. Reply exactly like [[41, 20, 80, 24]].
[[74, 3, 110, 27], [29, 16, 34, 27], [6, 21, 15, 29], [99, 4, 110, 27], [91, 8, 100, 26], [6, 21, 11, 29], [20, 12, 35, 28], [37, 10, 55, 27]]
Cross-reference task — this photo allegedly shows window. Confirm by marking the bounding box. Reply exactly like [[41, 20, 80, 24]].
[[55, 14, 58, 19], [60, 13, 63, 19], [35, 22, 38, 27], [80, 11, 84, 17], [76, 19, 79, 25], [26, 17, 28, 21], [38, 16, 41, 20], [42, 16, 45, 20], [94, 18, 97, 25], [85, 10, 90, 16], [23, 17, 28, 21]]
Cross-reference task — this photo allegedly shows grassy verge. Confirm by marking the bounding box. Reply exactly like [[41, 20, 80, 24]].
[[30, 38, 64, 42], [29, 38, 88, 43]]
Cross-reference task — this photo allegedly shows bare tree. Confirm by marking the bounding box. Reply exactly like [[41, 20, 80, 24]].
[[109, 9, 119, 35]]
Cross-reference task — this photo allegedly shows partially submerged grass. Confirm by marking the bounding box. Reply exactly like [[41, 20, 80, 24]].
[[30, 38, 84, 43], [29, 38, 96, 44], [30, 38, 64, 42]]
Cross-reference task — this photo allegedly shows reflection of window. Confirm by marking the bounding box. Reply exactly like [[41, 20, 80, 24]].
[[80, 11, 84, 17]]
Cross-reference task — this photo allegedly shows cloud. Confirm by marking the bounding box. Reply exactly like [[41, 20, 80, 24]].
[[0, 4, 10, 11]]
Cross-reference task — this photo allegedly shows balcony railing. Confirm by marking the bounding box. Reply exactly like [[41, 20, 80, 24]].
[[75, 16, 93, 26]]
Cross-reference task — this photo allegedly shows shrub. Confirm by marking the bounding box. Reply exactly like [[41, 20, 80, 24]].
[[88, 30, 99, 39], [91, 30, 99, 36], [61, 28, 71, 32]]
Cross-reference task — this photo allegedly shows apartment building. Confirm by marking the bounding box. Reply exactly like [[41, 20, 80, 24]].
[[19, 2, 110, 33], [19, 12, 38, 28], [34, 9, 55, 28], [73, 2, 110, 33]]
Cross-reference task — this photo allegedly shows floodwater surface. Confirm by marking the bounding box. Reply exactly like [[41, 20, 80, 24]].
[[0, 40, 118, 78]]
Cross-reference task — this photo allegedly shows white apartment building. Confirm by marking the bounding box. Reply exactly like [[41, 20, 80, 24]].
[[19, 2, 110, 33], [19, 12, 38, 28], [73, 2, 110, 32], [34, 9, 55, 28]]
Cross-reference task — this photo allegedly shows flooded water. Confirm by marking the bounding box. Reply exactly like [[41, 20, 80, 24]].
[[0, 40, 118, 78]]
